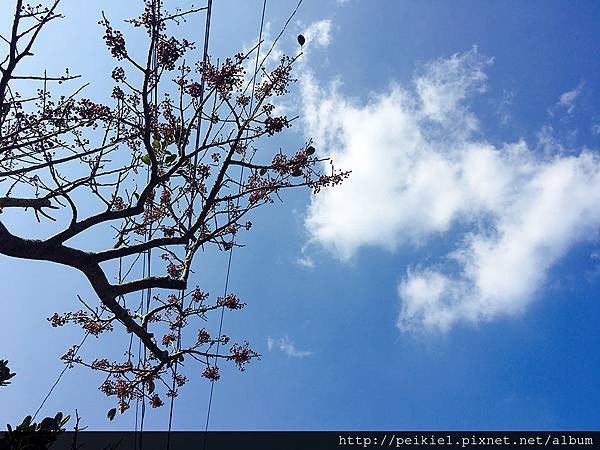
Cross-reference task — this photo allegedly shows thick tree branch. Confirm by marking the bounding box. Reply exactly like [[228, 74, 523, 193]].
[[0, 196, 54, 210], [93, 235, 188, 262], [114, 276, 186, 297]]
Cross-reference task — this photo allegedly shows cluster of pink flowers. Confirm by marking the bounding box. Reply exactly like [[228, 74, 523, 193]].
[[60, 345, 82, 365], [100, 18, 128, 60], [199, 55, 245, 100], [160, 189, 171, 205], [311, 170, 352, 194], [166, 263, 182, 279], [48, 312, 66, 327], [157, 120, 184, 149], [245, 173, 279, 205], [157, 37, 193, 71], [150, 394, 164, 408], [202, 366, 220, 381], [127, 4, 159, 31], [111, 66, 126, 82], [91, 358, 111, 370], [162, 226, 176, 237], [99, 366, 147, 413], [77, 99, 110, 121], [236, 94, 250, 107], [111, 195, 126, 210], [48, 311, 113, 336], [264, 116, 290, 136], [228, 341, 259, 371], [256, 56, 294, 99], [112, 86, 126, 101], [191, 288, 209, 303], [173, 373, 187, 387], [197, 329, 210, 345], [162, 333, 178, 346], [187, 82, 203, 98], [216, 294, 246, 310]]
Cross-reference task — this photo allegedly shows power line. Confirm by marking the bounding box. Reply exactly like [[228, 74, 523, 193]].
[[33, 256, 126, 422], [203, 0, 268, 441], [32, 331, 91, 421], [137, 1, 161, 447], [166, 2, 214, 448]]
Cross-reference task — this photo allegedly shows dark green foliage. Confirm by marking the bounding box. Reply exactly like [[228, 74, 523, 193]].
[[0, 360, 16, 387], [1, 413, 69, 450]]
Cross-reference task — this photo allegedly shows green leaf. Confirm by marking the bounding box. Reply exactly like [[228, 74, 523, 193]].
[[306, 146, 315, 156], [147, 380, 155, 395], [152, 139, 161, 149], [165, 154, 177, 165], [107, 408, 117, 421], [38, 417, 59, 431], [291, 169, 303, 177], [141, 154, 151, 165], [21, 416, 32, 429], [259, 167, 268, 176], [297, 34, 306, 46]]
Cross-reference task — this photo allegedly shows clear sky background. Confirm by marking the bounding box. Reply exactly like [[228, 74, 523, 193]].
[[1, 0, 600, 431]]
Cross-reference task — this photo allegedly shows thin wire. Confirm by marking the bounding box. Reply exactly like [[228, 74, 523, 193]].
[[33, 259, 126, 422], [33, 255, 124, 421], [134, 252, 146, 436], [203, 0, 267, 439], [137, 1, 161, 447], [32, 331, 91, 421], [166, 1, 213, 447], [32, 72, 90, 422]]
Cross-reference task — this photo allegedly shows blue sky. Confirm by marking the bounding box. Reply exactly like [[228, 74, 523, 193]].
[[1, 0, 600, 431]]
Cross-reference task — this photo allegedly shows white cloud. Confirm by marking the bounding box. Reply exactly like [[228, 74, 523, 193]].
[[239, 19, 333, 119], [267, 336, 314, 357], [551, 83, 584, 115], [300, 19, 332, 50], [296, 254, 315, 269], [301, 48, 600, 332], [536, 125, 565, 154], [242, 22, 283, 73], [415, 48, 492, 132], [496, 90, 514, 125]]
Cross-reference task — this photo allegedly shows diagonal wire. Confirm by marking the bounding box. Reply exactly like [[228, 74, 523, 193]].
[[33, 256, 124, 421], [203, 0, 268, 441], [137, 1, 161, 447], [32, 331, 91, 421], [166, 0, 214, 448]]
